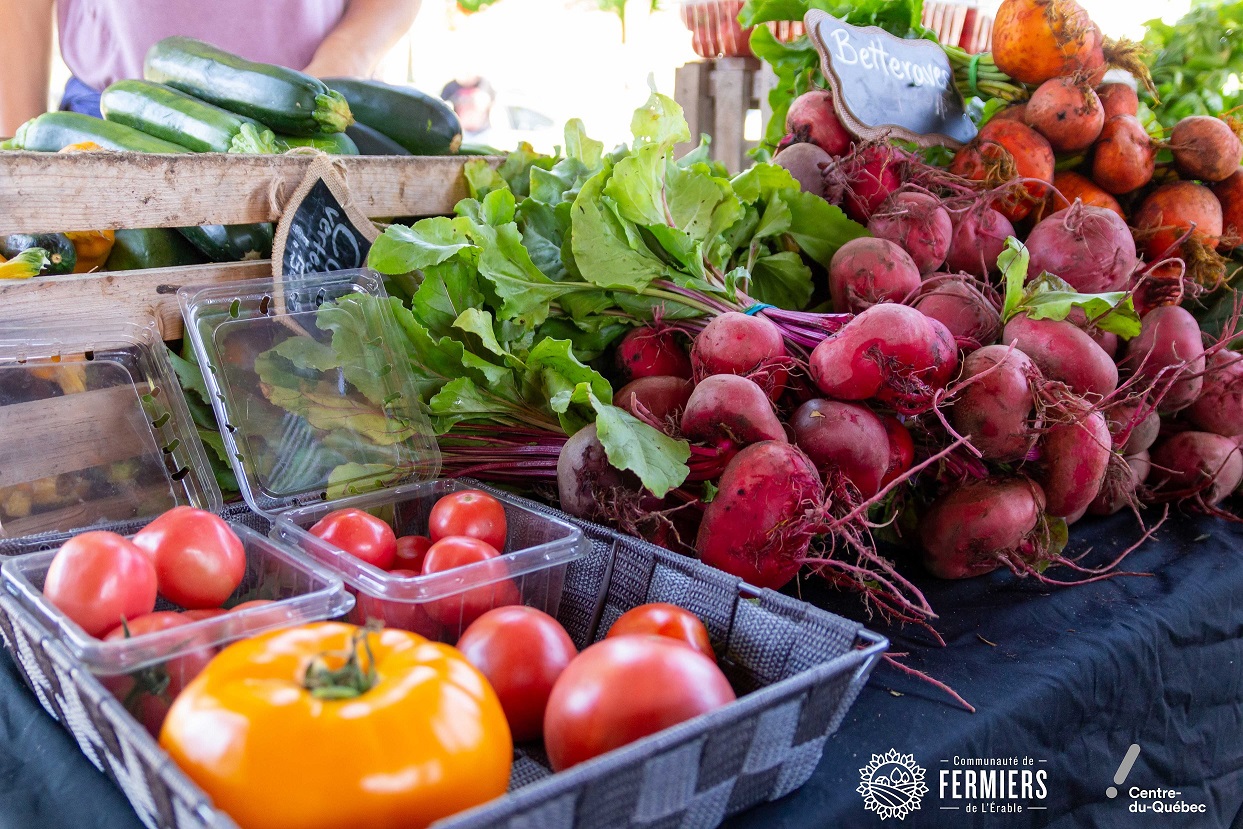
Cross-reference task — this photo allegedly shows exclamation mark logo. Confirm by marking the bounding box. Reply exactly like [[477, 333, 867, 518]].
[[1106, 744, 1142, 798]]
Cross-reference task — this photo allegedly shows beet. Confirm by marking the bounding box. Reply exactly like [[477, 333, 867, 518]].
[[785, 89, 853, 157], [919, 477, 1047, 579], [615, 376, 694, 426], [1092, 115, 1156, 195], [1169, 115, 1243, 183], [615, 326, 691, 382], [866, 192, 953, 275], [1149, 431, 1243, 506], [945, 206, 1015, 277], [824, 143, 905, 223], [1036, 405, 1112, 518], [790, 399, 890, 499], [681, 374, 787, 449], [1003, 313, 1118, 398], [1122, 305, 1206, 413], [950, 345, 1038, 462], [1025, 202, 1137, 293], [774, 142, 831, 198], [1024, 77, 1104, 153], [828, 236, 922, 313], [1097, 83, 1139, 119], [1187, 350, 1243, 437], [691, 312, 789, 399]]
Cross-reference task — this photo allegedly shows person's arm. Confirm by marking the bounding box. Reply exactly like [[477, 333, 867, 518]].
[[302, 0, 420, 79], [0, 0, 55, 136]]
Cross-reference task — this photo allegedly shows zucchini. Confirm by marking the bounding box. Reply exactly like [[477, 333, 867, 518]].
[[8, 111, 190, 153], [145, 37, 351, 136], [100, 80, 279, 154], [277, 132, 359, 155], [177, 223, 274, 262], [326, 79, 461, 155], [104, 228, 206, 271], [1, 233, 76, 274], [345, 122, 410, 156]]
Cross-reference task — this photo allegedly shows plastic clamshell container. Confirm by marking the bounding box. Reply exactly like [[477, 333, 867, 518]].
[[276, 479, 587, 640], [0, 520, 352, 733], [178, 270, 588, 642], [0, 320, 220, 540]]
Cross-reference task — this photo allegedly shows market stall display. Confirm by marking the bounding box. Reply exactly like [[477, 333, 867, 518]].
[[0, 1, 1242, 825]]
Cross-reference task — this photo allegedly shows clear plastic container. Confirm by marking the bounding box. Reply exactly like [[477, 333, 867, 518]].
[[0, 521, 353, 734], [276, 480, 586, 641], [0, 321, 220, 539], [178, 271, 588, 643]]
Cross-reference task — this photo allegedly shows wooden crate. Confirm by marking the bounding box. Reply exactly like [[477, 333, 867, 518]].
[[674, 57, 776, 174], [0, 152, 478, 340]]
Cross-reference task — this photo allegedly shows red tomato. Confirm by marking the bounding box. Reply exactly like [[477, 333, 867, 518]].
[[393, 535, 432, 571], [543, 635, 736, 771], [131, 507, 246, 609], [181, 608, 227, 622], [229, 599, 274, 613], [456, 606, 577, 741], [309, 508, 397, 570], [428, 490, 508, 551], [422, 537, 520, 629], [606, 603, 714, 658], [43, 531, 157, 638], [101, 611, 217, 736], [351, 578, 436, 636]]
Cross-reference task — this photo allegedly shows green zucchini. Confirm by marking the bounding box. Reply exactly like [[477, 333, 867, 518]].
[[104, 229, 207, 271], [177, 223, 274, 262], [277, 132, 359, 155], [145, 37, 351, 136], [100, 80, 279, 154], [8, 111, 190, 153], [345, 122, 410, 156], [326, 79, 461, 155], [1, 233, 76, 274]]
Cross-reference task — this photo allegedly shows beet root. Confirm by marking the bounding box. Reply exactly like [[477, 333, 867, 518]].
[[774, 142, 831, 198], [1133, 180, 1224, 261], [1169, 115, 1243, 183], [1092, 115, 1156, 195], [1097, 83, 1139, 120], [681, 374, 787, 449], [948, 119, 1054, 222], [1024, 77, 1104, 153], [810, 303, 958, 414], [919, 477, 1047, 579], [823, 143, 905, 223], [615, 326, 691, 382], [691, 311, 790, 399], [1148, 431, 1243, 507], [790, 399, 890, 500], [1025, 202, 1137, 293], [1043, 171, 1124, 221], [1211, 170, 1243, 251], [695, 441, 823, 589], [558, 424, 635, 519], [1107, 399, 1161, 455], [1036, 404, 1112, 518], [828, 236, 922, 313], [615, 376, 693, 427], [784, 89, 852, 157], [912, 276, 1001, 351], [945, 206, 1015, 277], [1122, 305, 1206, 413], [866, 192, 953, 275], [879, 416, 915, 489], [1003, 313, 1119, 399], [1088, 450, 1150, 516], [950, 345, 1039, 462], [1187, 350, 1243, 437]]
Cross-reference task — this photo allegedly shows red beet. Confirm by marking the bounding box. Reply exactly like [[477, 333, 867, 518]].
[[616, 326, 691, 382], [867, 192, 953, 275], [784, 89, 852, 157], [945, 206, 1015, 277]]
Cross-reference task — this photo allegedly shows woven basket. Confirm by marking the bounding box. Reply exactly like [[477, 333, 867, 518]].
[[0, 492, 885, 829]]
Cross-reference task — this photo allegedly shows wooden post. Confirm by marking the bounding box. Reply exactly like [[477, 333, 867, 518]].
[[675, 57, 767, 174], [674, 61, 713, 160]]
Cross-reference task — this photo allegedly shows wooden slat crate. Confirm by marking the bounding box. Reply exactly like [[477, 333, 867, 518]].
[[0, 152, 479, 340], [674, 57, 776, 175]]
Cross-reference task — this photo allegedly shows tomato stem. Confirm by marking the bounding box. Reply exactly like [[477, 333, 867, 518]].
[[303, 623, 381, 700]]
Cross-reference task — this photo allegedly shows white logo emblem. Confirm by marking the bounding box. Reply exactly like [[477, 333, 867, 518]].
[[858, 749, 929, 820]]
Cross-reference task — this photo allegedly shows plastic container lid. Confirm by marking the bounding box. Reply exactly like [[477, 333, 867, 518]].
[[0, 321, 220, 539], [178, 270, 441, 517]]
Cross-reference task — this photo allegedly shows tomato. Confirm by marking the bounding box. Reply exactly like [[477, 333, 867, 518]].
[[131, 507, 246, 609], [160, 623, 513, 829], [456, 606, 577, 741], [101, 611, 217, 736], [43, 531, 157, 638], [352, 578, 436, 636], [543, 635, 736, 771], [422, 537, 520, 629], [393, 535, 432, 571], [428, 490, 508, 551], [180, 608, 227, 622], [309, 508, 397, 570], [229, 599, 274, 612], [606, 603, 714, 658]]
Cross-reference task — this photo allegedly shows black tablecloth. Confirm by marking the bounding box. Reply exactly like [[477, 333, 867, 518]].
[[2, 512, 1241, 829]]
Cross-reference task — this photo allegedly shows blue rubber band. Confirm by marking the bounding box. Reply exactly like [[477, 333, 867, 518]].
[[743, 303, 776, 316]]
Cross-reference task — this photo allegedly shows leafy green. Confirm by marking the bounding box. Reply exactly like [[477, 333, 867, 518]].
[[592, 396, 690, 498], [1000, 238, 1142, 338], [1143, 2, 1243, 127]]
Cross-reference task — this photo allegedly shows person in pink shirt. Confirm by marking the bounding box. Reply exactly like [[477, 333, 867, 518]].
[[0, 0, 420, 135]]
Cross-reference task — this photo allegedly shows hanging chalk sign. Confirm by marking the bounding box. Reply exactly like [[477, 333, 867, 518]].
[[804, 10, 976, 149], [272, 156, 379, 277]]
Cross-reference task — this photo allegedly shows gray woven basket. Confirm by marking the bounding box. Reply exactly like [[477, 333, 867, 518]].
[[0, 492, 885, 829]]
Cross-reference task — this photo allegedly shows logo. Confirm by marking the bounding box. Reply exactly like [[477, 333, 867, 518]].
[[858, 749, 929, 820]]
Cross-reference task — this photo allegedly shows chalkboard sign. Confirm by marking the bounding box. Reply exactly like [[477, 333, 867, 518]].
[[805, 10, 976, 149], [271, 156, 379, 277]]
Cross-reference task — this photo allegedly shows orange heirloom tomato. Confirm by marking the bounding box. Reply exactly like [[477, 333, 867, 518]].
[[159, 622, 513, 829]]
